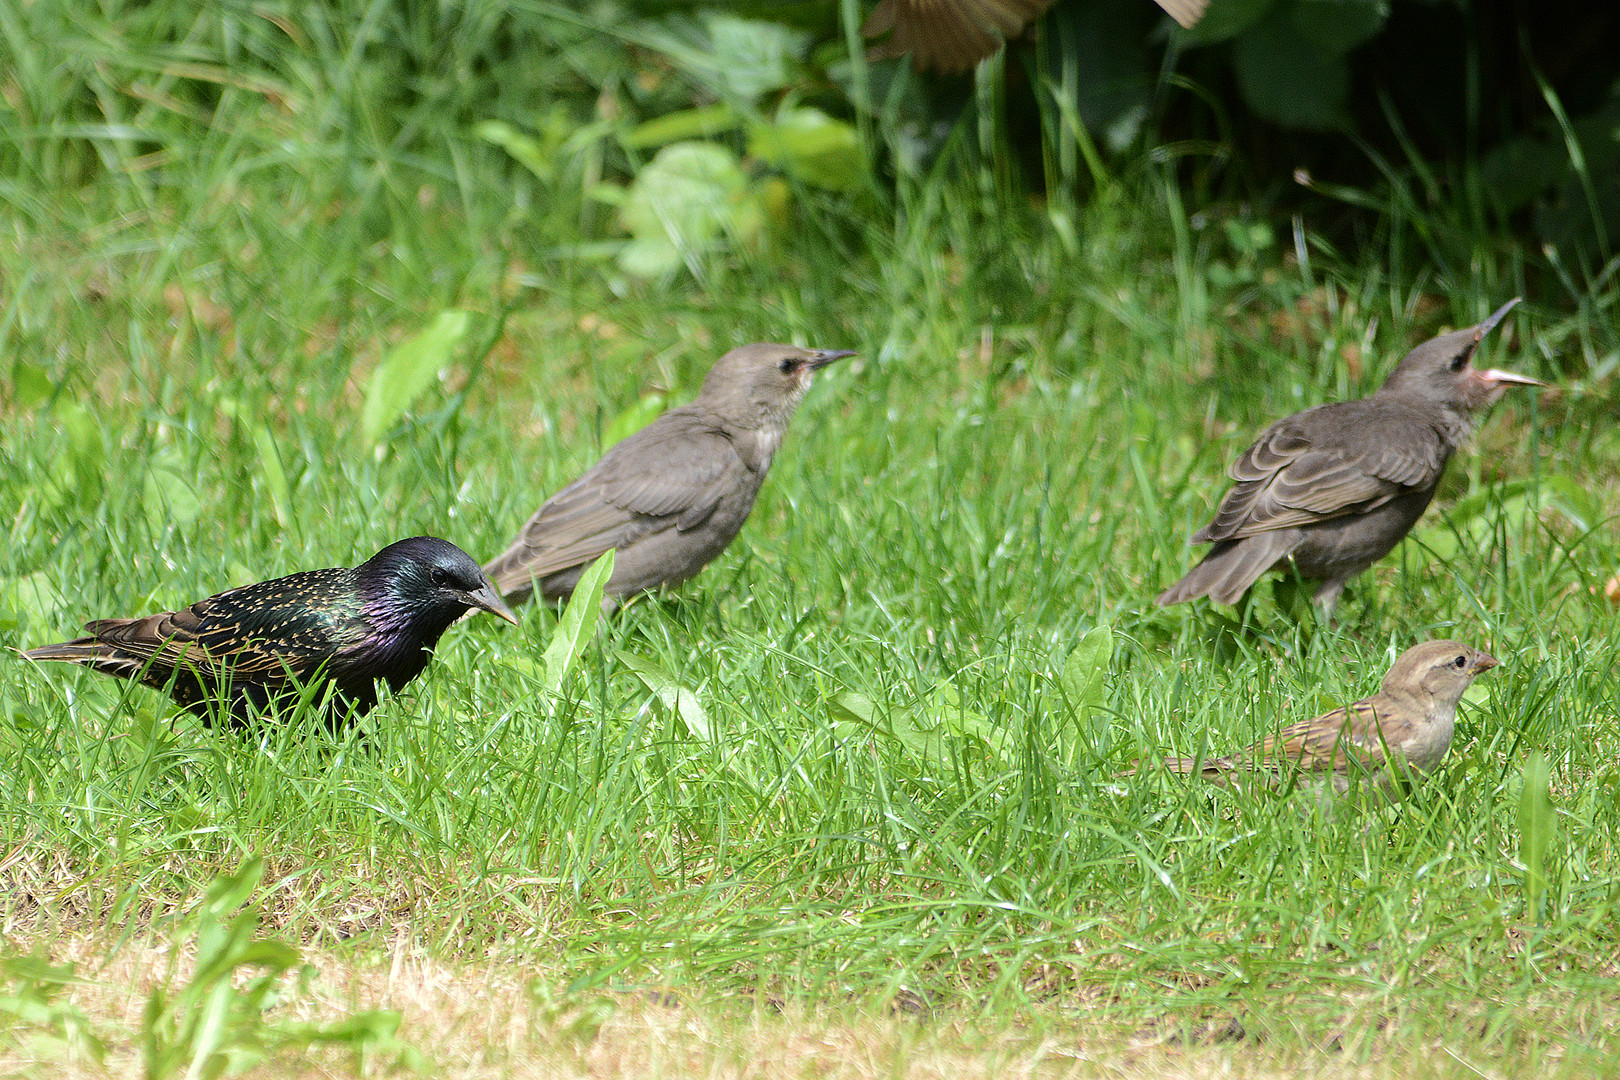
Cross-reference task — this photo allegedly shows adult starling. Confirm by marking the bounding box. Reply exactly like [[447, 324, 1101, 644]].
[[1124, 640, 1499, 797], [862, 0, 1209, 74], [1157, 300, 1543, 613], [483, 343, 856, 606], [23, 536, 517, 727]]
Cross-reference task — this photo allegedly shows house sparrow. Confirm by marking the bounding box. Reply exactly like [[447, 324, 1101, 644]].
[[1124, 640, 1499, 796]]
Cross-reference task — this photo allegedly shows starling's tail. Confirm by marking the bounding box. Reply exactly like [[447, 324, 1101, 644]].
[[1155, 531, 1297, 607], [21, 639, 108, 665]]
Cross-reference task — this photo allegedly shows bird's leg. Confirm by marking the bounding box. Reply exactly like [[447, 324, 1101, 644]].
[[1311, 579, 1346, 619]]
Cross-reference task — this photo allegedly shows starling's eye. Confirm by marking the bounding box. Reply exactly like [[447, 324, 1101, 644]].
[[777, 358, 796, 373], [430, 567, 452, 588], [1453, 655, 1468, 669], [1448, 353, 1468, 373]]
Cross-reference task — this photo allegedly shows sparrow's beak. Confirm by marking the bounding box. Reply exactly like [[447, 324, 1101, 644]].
[[1473, 651, 1500, 673], [1473, 297, 1521, 342], [466, 579, 520, 625], [806, 348, 858, 370]]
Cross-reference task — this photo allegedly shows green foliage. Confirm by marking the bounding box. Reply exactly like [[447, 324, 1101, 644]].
[[609, 142, 778, 279], [359, 310, 475, 446], [0, 956, 106, 1067], [543, 550, 615, 695], [140, 859, 423, 1077], [1517, 754, 1556, 925]]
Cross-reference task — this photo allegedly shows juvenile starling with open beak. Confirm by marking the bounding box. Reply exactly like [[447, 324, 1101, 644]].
[[1157, 300, 1543, 613]]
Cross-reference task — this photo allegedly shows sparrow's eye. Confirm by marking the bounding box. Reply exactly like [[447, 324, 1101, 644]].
[[1453, 655, 1468, 669], [777, 358, 797, 373]]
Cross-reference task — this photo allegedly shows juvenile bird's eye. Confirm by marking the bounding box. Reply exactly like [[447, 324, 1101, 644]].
[[777, 358, 796, 373], [1453, 655, 1467, 669], [1448, 354, 1467, 372]]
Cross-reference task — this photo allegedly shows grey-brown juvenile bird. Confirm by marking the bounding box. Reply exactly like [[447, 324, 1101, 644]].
[[483, 343, 856, 606], [862, 0, 1209, 74], [1157, 300, 1543, 613], [23, 537, 517, 728], [1124, 640, 1499, 796]]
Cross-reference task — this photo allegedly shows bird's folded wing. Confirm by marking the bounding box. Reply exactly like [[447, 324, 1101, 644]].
[[1194, 412, 1445, 541], [86, 592, 344, 683], [488, 426, 744, 583], [1248, 701, 1389, 773]]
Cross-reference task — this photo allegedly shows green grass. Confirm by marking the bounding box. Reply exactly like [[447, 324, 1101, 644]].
[[2, 2, 1620, 1075]]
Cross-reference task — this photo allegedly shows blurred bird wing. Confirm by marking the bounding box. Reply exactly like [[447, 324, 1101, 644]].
[[490, 422, 745, 582], [861, 0, 1057, 72], [1153, 0, 1208, 29], [1194, 408, 1446, 541]]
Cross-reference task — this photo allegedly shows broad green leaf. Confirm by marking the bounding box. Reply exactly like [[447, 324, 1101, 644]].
[[1060, 624, 1114, 715], [1290, 0, 1388, 56], [699, 13, 807, 98], [542, 550, 614, 694], [1178, 0, 1280, 46], [1232, 12, 1350, 130], [10, 359, 52, 410], [618, 650, 712, 740], [358, 309, 472, 444], [55, 399, 103, 469], [252, 425, 291, 529], [2, 571, 68, 633], [618, 142, 763, 278], [476, 120, 557, 181], [925, 683, 997, 745], [747, 107, 864, 191], [829, 691, 878, 727], [601, 393, 668, 447], [1517, 754, 1555, 923], [1410, 477, 1598, 563], [143, 456, 204, 528], [621, 104, 741, 150]]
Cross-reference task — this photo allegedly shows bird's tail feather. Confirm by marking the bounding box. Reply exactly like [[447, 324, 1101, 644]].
[[1117, 755, 1231, 780], [1156, 532, 1296, 607], [21, 640, 108, 665]]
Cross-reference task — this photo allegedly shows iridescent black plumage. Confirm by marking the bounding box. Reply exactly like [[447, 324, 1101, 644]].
[[23, 536, 517, 728]]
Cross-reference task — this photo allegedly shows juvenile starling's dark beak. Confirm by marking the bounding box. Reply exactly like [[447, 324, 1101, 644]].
[[1469, 298, 1544, 388], [1473, 297, 1520, 342], [806, 348, 857, 370], [466, 581, 520, 625]]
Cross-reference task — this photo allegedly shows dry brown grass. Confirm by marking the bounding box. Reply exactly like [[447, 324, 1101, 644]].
[[0, 926, 1539, 1080]]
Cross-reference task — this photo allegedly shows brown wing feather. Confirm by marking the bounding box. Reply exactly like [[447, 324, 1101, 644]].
[[485, 412, 746, 589], [1194, 403, 1448, 543]]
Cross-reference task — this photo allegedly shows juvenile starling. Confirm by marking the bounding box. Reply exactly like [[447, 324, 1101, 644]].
[[1124, 640, 1499, 797], [23, 536, 517, 727], [483, 343, 856, 606], [1157, 300, 1543, 613]]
